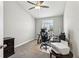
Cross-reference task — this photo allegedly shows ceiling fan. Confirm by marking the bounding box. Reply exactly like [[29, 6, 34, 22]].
[[27, 1, 49, 10]]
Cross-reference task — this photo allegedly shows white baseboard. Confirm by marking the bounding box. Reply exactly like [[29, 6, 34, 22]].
[[15, 39, 34, 48]]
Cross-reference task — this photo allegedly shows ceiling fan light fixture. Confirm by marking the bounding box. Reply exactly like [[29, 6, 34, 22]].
[[27, 1, 49, 10], [35, 6, 40, 9]]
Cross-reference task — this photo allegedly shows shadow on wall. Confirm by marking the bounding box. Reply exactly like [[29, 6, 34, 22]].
[[68, 30, 79, 58]]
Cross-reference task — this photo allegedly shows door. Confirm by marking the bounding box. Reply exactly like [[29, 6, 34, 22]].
[[0, 1, 3, 58]]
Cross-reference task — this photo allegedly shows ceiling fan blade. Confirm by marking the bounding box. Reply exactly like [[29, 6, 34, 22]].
[[28, 7, 35, 10], [27, 1, 36, 5], [39, 1, 44, 4], [40, 6, 49, 8]]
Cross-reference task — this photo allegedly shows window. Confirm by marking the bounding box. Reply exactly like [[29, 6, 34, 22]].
[[42, 20, 53, 31]]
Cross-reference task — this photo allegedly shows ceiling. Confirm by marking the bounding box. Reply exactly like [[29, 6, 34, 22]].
[[18, 1, 66, 18]]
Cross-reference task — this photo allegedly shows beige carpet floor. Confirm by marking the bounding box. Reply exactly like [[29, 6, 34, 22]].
[[9, 40, 51, 58]]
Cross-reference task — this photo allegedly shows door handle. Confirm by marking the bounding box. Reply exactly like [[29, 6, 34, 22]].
[[0, 44, 7, 49]]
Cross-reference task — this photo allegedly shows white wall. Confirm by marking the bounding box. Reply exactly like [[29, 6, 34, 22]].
[[35, 15, 63, 36], [64, 2, 79, 57], [0, 1, 3, 57], [4, 2, 35, 47]]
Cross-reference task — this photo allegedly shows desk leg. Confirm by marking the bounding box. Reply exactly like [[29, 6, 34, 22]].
[[50, 52, 52, 58]]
